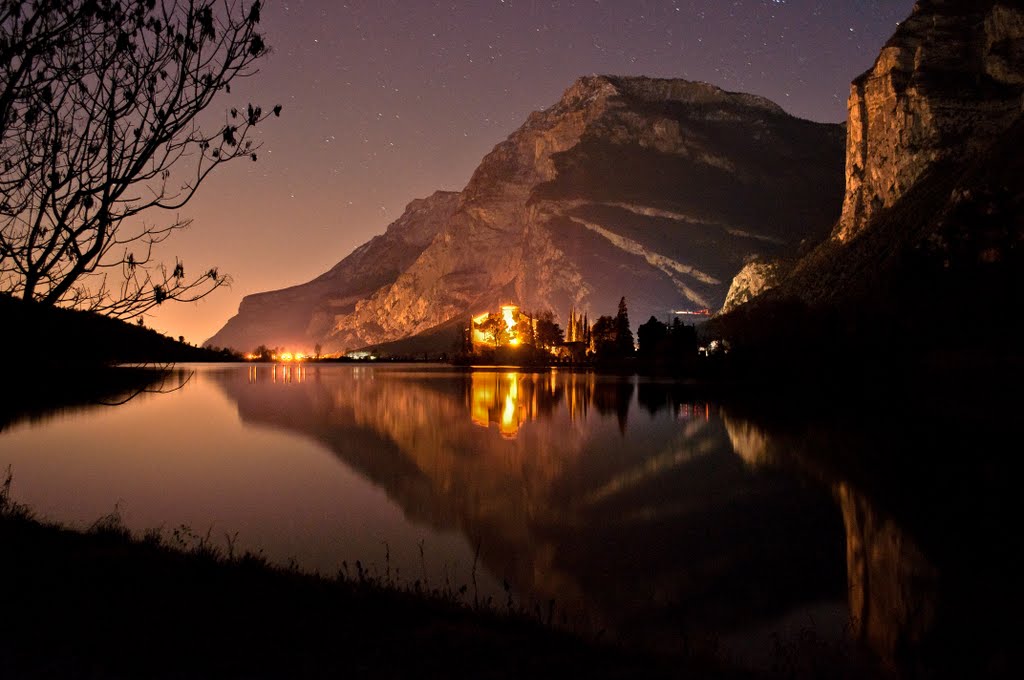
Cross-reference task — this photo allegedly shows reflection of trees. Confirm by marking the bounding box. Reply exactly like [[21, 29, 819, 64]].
[[1, 366, 183, 431], [721, 406, 1017, 678], [636, 381, 703, 417], [591, 379, 634, 434]]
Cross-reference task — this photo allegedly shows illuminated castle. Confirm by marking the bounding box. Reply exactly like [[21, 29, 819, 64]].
[[468, 303, 592, 359], [469, 303, 537, 351]]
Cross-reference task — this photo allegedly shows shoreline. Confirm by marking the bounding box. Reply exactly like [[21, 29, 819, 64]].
[[0, 492, 718, 679]]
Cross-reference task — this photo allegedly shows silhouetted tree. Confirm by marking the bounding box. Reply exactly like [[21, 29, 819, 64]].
[[636, 316, 668, 357], [0, 0, 277, 318], [670, 317, 698, 356], [614, 297, 634, 356], [590, 314, 616, 357], [534, 311, 563, 350], [313, 343, 322, 359]]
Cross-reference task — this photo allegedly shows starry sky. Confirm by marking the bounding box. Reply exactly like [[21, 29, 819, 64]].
[[149, 0, 916, 345]]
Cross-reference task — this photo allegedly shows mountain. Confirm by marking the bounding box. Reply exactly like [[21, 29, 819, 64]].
[[208, 76, 845, 354], [718, 0, 1024, 353], [207, 191, 460, 352]]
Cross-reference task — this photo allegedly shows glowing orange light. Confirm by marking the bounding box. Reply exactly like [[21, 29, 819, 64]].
[[279, 352, 294, 362], [509, 337, 520, 346]]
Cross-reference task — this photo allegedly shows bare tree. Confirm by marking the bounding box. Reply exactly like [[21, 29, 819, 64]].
[[0, 0, 278, 318]]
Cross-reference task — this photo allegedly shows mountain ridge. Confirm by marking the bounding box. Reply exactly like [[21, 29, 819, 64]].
[[208, 75, 845, 354]]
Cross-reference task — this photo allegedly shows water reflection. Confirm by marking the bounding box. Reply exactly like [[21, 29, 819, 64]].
[[211, 365, 845, 651], [3, 363, 1013, 674], [1, 366, 173, 432], [467, 372, 555, 438], [721, 405, 1017, 677]]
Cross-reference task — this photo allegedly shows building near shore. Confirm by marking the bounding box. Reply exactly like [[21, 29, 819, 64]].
[[469, 304, 537, 351]]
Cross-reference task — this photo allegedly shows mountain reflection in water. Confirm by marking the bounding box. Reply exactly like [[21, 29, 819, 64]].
[[212, 365, 846, 651], [4, 363, 1006, 674], [721, 397, 1019, 678]]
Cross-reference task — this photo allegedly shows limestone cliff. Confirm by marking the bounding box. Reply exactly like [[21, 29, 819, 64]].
[[209, 75, 844, 353], [720, 258, 786, 315], [718, 0, 1024, 349], [837, 0, 1024, 243]]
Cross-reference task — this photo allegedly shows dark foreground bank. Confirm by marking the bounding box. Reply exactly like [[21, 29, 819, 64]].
[[0, 494, 715, 680]]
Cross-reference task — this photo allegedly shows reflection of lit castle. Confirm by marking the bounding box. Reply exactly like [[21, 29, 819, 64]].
[[467, 370, 595, 439], [470, 372, 531, 438], [470, 303, 537, 351]]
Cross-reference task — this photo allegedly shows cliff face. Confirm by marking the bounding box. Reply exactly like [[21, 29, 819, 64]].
[[208, 75, 844, 353], [720, 258, 786, 315], [837, 0, 1024, 243], [718, 0, 1024, 349]]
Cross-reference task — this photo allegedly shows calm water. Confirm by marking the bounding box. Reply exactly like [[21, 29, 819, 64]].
[[5, 362, 1011, 673]]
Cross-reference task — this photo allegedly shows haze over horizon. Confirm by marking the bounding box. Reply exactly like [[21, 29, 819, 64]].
[[143, 0, 914, 347]]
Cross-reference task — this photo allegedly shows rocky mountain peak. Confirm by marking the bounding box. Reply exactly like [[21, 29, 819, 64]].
[[208, 76, 844, 355], [603, 75, 788, 116]]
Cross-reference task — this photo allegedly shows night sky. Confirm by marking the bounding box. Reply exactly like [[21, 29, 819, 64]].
[[150, 0, 916, 345]]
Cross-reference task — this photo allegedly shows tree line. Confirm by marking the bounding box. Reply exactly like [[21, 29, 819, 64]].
[[468, 296, 699, 364]]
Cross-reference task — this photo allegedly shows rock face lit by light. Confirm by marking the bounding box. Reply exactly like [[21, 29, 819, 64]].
[[835, 2, 1024, 243], [207, 77, 845, 354]]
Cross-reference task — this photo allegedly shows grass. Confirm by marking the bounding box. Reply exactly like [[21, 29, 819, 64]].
[[1, 475, 719, 679], [0, 478, 894, 679]]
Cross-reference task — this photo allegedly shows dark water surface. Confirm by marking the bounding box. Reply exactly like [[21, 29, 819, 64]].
[[2, 363, 1014, 674]]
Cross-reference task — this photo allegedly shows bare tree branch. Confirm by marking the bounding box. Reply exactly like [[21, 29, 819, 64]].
[[1, 0, 278, 318]]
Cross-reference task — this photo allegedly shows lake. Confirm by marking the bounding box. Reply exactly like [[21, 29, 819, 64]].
[[2, 362, 1014, 674]]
